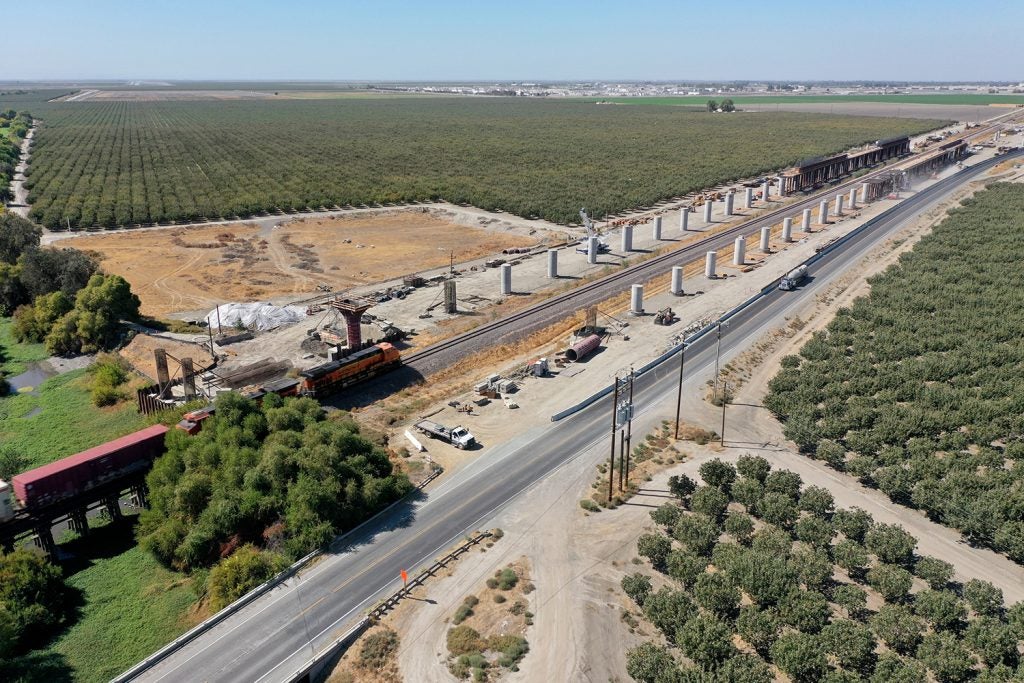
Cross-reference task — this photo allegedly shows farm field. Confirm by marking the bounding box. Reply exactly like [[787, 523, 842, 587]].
[[622, 455, 1024, 682], [589, 94, 1024, 106], [13, 96, 944, 227], [67, 209, 534, 316], [764, 183, 1024, 564]]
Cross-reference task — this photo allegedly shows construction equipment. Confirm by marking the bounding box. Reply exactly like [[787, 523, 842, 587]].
[[779, 265, 809, 291], [575, 208, 610, 254], [653, 307, 678, 325]]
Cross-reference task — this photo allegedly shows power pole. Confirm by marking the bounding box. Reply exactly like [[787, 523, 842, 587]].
[[713, 322, 723, 401], [720, 380, 728, 446], [624, 371, 634, 490], [608, 376, 618, 503], [674, 343, 686, 439]]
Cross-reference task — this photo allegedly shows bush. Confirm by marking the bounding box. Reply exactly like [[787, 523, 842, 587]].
[[91, 383, 125, 407], [496, 567, 518, 590], [359, 628, 399, 668], [621, 573, 652, 607], [447, 625, 483, 656], [579, 498, 600, 512], [206, 545, 287, 611]]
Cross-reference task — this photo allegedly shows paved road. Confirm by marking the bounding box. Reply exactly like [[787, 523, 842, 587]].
[[132, 150, 1021, 682]]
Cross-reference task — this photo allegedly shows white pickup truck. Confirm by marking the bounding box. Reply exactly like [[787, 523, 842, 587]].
[[414, 420, 476, 449]]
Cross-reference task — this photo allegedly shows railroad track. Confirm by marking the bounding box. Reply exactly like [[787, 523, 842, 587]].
[[403, 120, 1008, 376]]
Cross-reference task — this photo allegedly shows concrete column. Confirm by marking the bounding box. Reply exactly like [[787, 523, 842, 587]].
[[724, 192, 734, 216], [547, 249, 558, 278], [703, 200, 713, 223], [849, 187, 858, 209], [500, 263, 512, 295], [630, 284, 644, 315], [744, 187, 753, 209], [705, 251, 717, 278], [777, 176, 787, 197], [587, 236, 599, 264], [861, 182, 870, 203], [620, 225, 633, 252], [782, 217, 793, 242], [671, 266, 684, 296], [760, 226, 771, 252], [653, 216, 662, 241], [679, 209, 689, 232], [733, 236, 746, 265], [802, 208, 812, 232], [835, 194, 844, 216], [818, 199, 829, 225], [762, 180, 770, 201]]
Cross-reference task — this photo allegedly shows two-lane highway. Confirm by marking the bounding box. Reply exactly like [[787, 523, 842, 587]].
[[134, 152, 1019, 682]]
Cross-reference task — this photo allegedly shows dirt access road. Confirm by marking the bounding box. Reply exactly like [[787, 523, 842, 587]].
[[6, 125, 33, 217]]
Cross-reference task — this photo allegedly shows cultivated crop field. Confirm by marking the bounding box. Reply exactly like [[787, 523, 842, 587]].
[[590, 94, 1024, 106], [17, 97, 942, 227], [765, 183, 1024, 564]]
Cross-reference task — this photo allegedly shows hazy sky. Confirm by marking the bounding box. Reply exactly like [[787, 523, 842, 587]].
[[9, 0, 1023, 82]]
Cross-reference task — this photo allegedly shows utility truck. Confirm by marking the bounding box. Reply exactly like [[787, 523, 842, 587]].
[[414, 420, 476, 449]]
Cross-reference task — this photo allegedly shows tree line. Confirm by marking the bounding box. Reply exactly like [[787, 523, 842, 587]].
[[0, 110, 30, 203], [19, 98, 941, 228], [765, 183, 1024, 564], [623, 456, 1023, 683]]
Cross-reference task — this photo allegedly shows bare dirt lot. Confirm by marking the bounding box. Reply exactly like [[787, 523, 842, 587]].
[[69, 210, 535, 317]]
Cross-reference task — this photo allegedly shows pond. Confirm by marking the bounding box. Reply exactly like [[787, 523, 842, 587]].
[[5, 362, 57, 395]]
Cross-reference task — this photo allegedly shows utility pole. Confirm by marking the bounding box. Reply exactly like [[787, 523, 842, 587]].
[[608, 375, 618, 503], [624, 370, 634, 490], [674, 343, 686, 439], [713, 321, 724, 401], [720, 380, 728, 446]]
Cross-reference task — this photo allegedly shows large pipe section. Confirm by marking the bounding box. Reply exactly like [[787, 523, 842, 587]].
[[760, 226, 771, 252], [703, 200, 713, 224], [818, 199, 829, 225], [587, 236, 599, 264], [679, 209, 689, 232], [630, 284, 644, 315], [801, 208, 812, 232], [782, 217, 793, 242], [547, 249, 558, 278], [705, 251, 717, 278], [733, 237, 746, 265], [652, 216, 662, 241], [500, 263, 512, 295], [671, 266, 684, 295], [565, 334, 601, 362], [621, 225, 633, 252]]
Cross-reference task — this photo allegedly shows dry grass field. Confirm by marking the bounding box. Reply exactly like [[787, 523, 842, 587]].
[[71, 210, 534, 316]]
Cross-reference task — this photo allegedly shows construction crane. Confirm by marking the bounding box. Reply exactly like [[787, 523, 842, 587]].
[[576, 208, 610, 254]]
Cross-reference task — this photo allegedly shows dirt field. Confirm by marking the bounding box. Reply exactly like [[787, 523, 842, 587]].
[[69, 210, 535, 317], [748, 101, 997, 122]]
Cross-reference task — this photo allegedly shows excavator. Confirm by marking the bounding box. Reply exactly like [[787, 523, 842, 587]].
[[575, 208, 611, 254]]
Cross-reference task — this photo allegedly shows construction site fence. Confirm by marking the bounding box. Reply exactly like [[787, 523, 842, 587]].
[[550, 151, 1018, 424], [112, 464, 443, 682], [286, 531, 493, 683]]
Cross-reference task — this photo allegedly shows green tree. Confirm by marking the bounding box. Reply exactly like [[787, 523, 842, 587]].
[[672, 514, 719, 556], [869, 652, 928, 683], [821, 621, 875, 674], [699, 458, 736, 491], [736, 454, 771, 483], [717, 654, 772, 683], [751, 525, 792, 556], [666, 549, 708, 589], [732, 477, 765, 510], [720, 99, 736, 113], [867, 563, 913, 603], [832, 539, 869, 578], [771, 632, 827, 682], [621, 573, 652, 607], [650, 502, 682, 528], [964, 616, 1018, 667], [637, 533, 673, 572], [790, 546, 832, 590], [707, 100, 719, 112], [678, 613, 735, 670], [756, 492, 798, 528], [643, 587, 697, 643], [0, 262, 26, 315], [779, 588, 830, 634], [833, 507, 873, 543], [832, 584, 867, 620], [724, 512, 755, 545], [914, 556, 954, 590], [795, 516, 835, 548], [691, 486, 729, 523], [737, 605, 780, 655], [694, 571, 740, 618], [798, 485, 835, 517], [870, 604, 924, 654], [18, 246, 98, 299], [625, 643, 678, 683], [207, 545, 287, 611], [0, 213, 41, 264], [668, 474, 697, 503], [913, 589, 967, 631], [764, 470, 803, 499], [963, 579, 1004, 617], [864, 523, 916, 565], [916, 631, 975, 683], [0, 549, 70, 651]]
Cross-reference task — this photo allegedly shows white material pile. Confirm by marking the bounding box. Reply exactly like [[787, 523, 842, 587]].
[[205, 302, 306, 332]]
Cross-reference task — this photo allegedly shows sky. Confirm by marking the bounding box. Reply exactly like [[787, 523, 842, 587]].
[[8, 0, 1023, 82]]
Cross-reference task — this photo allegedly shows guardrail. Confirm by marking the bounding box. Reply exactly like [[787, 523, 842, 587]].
[[113, 463, 445, 682], [550, 151, 1018, 423], [285, 531, 493, 683]]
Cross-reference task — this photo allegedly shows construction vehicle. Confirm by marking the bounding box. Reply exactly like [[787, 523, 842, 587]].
[[575, 208, 610, 254], [414, 420, 476, 449], [653, 307, 677, 325], [779, 265, 809, 291]]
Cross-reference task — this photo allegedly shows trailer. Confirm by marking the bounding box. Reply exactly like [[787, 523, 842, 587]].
[[779, 264, 809, 291], [414, 420, 476, 449]]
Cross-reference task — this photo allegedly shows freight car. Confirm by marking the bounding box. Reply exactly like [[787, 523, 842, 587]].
[[298, 342, 401, 399], [11, 425, 169, 510]]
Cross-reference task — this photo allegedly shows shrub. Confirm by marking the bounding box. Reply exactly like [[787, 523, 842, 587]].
[[579, 498, 600, 512], [496, 567, 518, 590], [621, 573, 653, 606], [206, 545, 287, 611], [359, 628, 399, 668], [447, 625, 483, 656]]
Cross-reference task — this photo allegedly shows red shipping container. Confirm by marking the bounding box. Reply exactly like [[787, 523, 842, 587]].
[[12, 425, 169, 510]]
